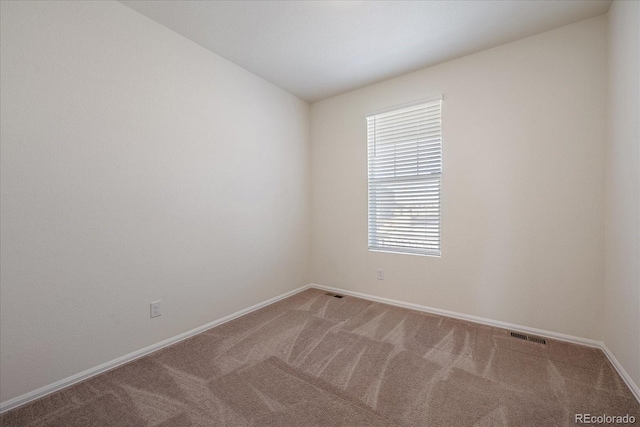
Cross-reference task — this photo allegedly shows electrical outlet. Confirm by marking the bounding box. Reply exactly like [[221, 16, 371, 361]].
[[150, 301, 161, 318], [377, 269, 384, 280]]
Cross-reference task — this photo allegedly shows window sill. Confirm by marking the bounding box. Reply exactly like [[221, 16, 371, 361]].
[[368, 248, 441, 258]]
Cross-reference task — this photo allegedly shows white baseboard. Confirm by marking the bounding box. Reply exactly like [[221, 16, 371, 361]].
[[310, 283, 602, 347], [601, 344, 640, 402], [309, 283, 640, 404], [3, 282, 638, 413], [0, 284, 312, 414]]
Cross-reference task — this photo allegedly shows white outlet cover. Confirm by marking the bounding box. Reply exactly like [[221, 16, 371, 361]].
[[150, 301, 162, 318], [377, 269, 384, 280]]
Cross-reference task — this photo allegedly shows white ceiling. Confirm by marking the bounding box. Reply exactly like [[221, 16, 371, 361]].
[[120, 0, 611, 102]]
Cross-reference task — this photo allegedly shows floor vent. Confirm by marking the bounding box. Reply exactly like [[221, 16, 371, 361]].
[[324, 292, 344, 299], [527, 336, 547, 345], [510, 331, 547, 345], [510, 332, 528, 341]]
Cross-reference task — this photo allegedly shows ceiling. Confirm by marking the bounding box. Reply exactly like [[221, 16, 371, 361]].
[[120, 0, 612, 103]]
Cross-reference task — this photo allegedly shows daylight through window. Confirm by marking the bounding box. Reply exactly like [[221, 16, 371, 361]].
[[367, 97, 442, 256]]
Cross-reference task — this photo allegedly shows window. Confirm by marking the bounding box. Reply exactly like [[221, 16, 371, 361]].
[[367, 97, 442, 256]]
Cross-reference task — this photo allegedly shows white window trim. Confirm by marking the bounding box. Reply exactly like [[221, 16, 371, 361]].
[[366, 96, 443, 257]]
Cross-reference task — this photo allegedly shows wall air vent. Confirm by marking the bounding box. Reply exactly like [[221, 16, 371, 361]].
[[510, 331, 547, 345]]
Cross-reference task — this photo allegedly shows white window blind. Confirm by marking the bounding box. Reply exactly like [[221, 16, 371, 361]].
[[367, 98, 442, 256]]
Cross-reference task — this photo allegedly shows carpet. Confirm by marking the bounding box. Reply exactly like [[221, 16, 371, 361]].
[[1, 288, 638, 426]]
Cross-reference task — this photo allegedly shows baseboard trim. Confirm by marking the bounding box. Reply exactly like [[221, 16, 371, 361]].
[[3, 282, 638, 412], [310, 283, 602, 347], [0, 284, 312, 414], [309, 283, 640, 403], [601, 344, 640, 402]]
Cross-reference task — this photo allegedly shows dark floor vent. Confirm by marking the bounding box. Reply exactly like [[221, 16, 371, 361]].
[[510, 331, 547, 345], [324, 292, 344, 299], [527, 336, 547, 345], [510, 332, 528, 341]]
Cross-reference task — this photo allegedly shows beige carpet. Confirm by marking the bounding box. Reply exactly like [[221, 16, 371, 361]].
[[1, 288, 638, 426]]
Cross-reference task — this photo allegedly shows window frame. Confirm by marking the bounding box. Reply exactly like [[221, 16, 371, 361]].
[[366, 96, 443, 257]]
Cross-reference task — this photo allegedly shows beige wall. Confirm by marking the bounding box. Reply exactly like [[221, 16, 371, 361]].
[[0, 1, 309, 402], [310, 16, 607, 341], [603, 0, 640, 388], [3, 0, 636, 408]]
